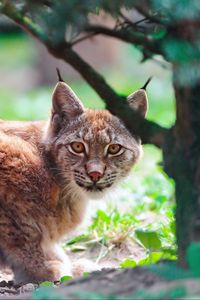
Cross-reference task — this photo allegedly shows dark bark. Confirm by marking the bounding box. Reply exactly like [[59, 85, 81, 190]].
[[163, 79, 200, 266]]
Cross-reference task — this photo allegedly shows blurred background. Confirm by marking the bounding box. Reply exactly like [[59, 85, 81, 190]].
[[0, 15, 176, 266], [0, 15, 175, 126]]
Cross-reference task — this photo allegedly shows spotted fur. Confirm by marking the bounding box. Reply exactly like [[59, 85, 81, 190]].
[[0, 81, 148, 283]]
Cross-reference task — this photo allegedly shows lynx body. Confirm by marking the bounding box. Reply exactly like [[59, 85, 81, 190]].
[[0, 80, 148, 283]]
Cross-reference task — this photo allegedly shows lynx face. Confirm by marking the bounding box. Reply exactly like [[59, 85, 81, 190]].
[[44, 81, 148, 197]]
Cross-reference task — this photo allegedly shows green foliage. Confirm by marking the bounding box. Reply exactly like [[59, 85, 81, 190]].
[[33, 243, 200, 300], [135, 230, 161, 251], [23, 0, 137, 45], [60, 275, 73, 283], [145, 243, 200, 281], [40, 281, 54, 287], [138, 252, 163, 266], [152, 0, 200, 21], [65, 234, 90, 246], [147, 241, 200, 281], [186, 243, 200, 277], [65, 148, 176, 268], [163, 39, 200, 64], [120, 253, 170, 269], [119, 258, 136, 268]]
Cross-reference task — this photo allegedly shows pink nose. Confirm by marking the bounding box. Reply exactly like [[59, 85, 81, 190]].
[[88, 171, 103, 182]]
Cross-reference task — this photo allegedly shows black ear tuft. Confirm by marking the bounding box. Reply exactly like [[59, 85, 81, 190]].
[[56, 68, 65, 82], [140, 77, 152, 90]]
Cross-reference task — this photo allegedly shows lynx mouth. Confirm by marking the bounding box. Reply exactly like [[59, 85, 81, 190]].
[[86, 185, 103, 192], [76, 181, 112, 192]]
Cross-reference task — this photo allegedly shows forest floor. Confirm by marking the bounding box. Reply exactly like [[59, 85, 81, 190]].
[[1, 267, 200, 299], [0, 216, 155, 298]]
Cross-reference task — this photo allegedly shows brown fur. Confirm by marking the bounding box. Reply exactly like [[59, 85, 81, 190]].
[[0, 81, 148, 283]]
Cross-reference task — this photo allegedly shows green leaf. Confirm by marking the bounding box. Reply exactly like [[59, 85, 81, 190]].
[[187, 243, 200, 277], [40, 281, 54, 287], [97, 210, 110, 223], [119, 258, 136, 268], [66, 234, 90, 246], [150, 28, 167, 40], [170, 220, 176, 235], [150, 252, 163, 263], [60, 275, 73, 283], [137, 252, 162, 266], [135, 230, 162, 251]]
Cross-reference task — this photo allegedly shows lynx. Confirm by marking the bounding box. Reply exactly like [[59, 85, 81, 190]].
[[0, 75, 148, 284]]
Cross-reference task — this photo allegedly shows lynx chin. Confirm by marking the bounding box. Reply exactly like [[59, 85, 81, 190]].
[[0, 75, 148, 284]]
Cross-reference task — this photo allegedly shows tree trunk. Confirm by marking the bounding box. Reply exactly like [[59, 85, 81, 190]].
[[163, 74, 200, 266]]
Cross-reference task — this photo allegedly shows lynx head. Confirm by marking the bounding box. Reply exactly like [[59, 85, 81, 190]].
[[44, 78, 148, 198]]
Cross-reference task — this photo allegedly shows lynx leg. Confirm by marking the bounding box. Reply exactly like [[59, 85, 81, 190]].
[[11, 244, 72, 284], [0, 207, 72, 283], [0, 223, 71, 283]]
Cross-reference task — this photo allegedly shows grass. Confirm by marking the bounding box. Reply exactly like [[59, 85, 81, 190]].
[[65, 145, 176, 268]]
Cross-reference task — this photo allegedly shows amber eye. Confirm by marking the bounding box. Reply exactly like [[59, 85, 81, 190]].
[[70, 142, 85, 153], [107, 144, 122, 155]]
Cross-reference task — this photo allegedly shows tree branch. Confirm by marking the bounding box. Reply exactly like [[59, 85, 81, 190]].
[[85, 24, 163, 55], [1, 1, 168, 148], [71, 32, 98, 46], [0, 1, 48, 43], [119, 12, 148, 28]]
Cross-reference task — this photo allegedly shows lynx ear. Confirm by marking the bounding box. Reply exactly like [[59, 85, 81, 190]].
[[52, 81, 84, 118], [127, 78, 151, 118], [50, 81, 84, 134]]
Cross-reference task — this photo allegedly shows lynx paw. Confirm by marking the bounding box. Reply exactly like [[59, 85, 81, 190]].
[[14, 260, 72, 284], [72, 259, 101, 277], [44, 260, 72, 281]]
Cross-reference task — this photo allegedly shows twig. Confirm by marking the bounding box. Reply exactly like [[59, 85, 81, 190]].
[[119, 11, 149, 27], [133, 0, 166, 25], [71, 32, 98, 46], [85, 24, 162, 55]]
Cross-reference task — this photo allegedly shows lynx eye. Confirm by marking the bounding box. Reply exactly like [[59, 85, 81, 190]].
[[107, 144, 122, 155], [70, 142, 85, 153]]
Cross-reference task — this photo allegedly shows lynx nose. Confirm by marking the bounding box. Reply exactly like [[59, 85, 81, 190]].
[[88, 171, 103, 182]]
